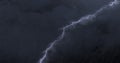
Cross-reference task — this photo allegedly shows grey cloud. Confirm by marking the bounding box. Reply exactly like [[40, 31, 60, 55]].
[[44, 4, 120, 63], [0, 0, 117, 63]]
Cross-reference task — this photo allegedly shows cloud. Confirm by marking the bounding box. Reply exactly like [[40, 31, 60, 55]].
[[43, 3, 120, 63], [0, 0, 116, 63]]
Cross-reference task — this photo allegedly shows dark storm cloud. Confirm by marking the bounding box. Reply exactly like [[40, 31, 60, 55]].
[[0, 0, 116, 63], [44, 4, 120, 63]]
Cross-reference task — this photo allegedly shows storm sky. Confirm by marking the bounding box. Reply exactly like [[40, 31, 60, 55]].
[[0, 0, 120, 63]]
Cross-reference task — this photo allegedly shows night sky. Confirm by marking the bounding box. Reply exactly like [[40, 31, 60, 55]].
[[0, 0, 120, 63]]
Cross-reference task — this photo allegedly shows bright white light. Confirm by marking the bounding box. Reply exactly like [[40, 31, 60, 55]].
[[38, 0, 120, 63]]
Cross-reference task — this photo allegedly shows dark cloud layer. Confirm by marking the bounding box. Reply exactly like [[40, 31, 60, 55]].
[[44, 4, 120, 63], [0, 0, 117, 63]]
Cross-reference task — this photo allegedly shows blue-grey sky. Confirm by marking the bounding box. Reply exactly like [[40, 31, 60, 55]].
[[0, 0, 120, 63]]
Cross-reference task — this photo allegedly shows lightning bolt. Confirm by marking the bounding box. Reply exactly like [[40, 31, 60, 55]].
[[38, 0, 120, 63]]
